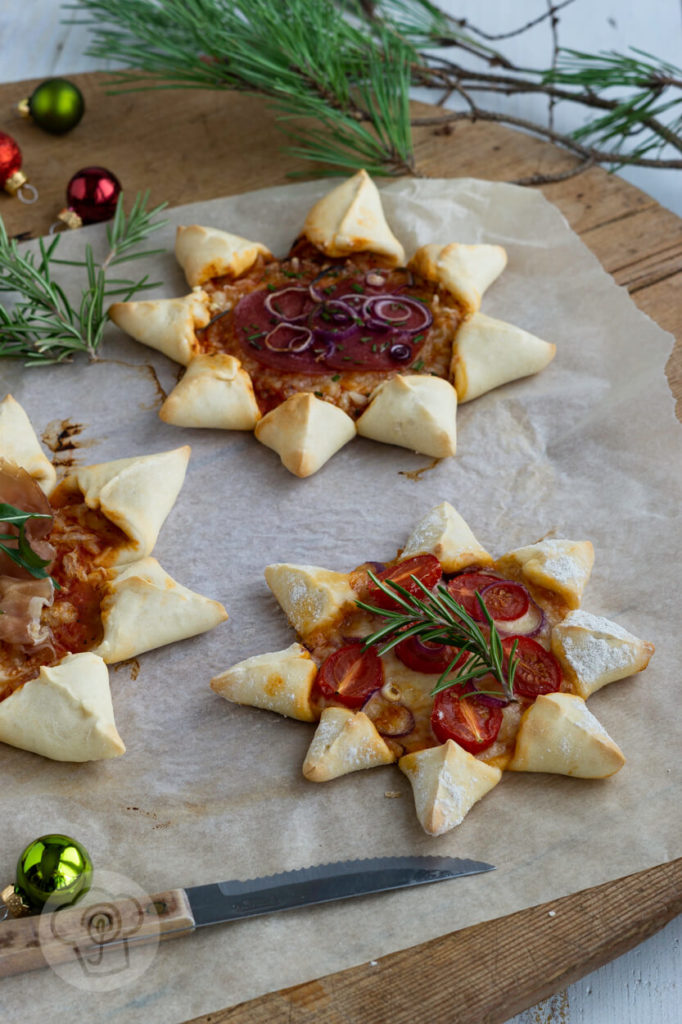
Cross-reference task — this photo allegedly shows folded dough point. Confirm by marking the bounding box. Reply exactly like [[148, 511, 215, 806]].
[[551, 610, 655, 699], [497, 539, 594, 610], [400, 501, 494, 572], [507, 692, 625, 777], [92, 557, 228, 662], [302, 169, 405, 266], [58, 447, 191, 565], [407, 242, 507, 315], [160, 354, 261, 430], [254, 393, 356, 477], [211, 642, 318, 722], [399, 740, 502, 836], [302, 707, 396, 781], [452, 313, 556, 403], [0, 394, 57, 494], [264, 563, 356, 640], [356, 375, 457, 458], [175, 225, 272, 287], [108, 291, 210, 367], [0, 652, 125, 762]]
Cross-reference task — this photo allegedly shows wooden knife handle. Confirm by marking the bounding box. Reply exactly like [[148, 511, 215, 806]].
[[0, 888, 195, 979]]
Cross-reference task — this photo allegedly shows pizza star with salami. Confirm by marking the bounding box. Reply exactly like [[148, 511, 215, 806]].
[[110, 170, 556, 477], [0, 394, 227, 763], [211, 503, 654, 836]]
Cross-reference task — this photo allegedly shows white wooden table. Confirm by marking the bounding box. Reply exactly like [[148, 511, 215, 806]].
[[1, 3, 680, 1022]]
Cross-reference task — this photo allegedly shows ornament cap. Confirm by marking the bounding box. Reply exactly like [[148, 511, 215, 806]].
[[17, 97, 31, 119], [57, 207, 84, 230], [0, 883, 30, 919], [4, 169, 27, 196]]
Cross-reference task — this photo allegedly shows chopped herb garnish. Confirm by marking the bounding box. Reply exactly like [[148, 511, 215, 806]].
[[0, 504, 56, 583], [411, 359, 425, 371], [331, 373, 341, 381], [351, 282, 364, 293], [249, 340, 262, 350], [371, 344, 378, 352], [266, 283, 278, 292], [413, 334, 424, 343]]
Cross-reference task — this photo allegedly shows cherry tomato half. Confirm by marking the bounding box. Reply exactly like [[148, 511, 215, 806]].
[[366, 554, 442, 611], [395, 634, 465, 675], [316, 642, 384, 709], [479, 581, 529, 621], [503, 636, 562, 700], [446, 571, 501, 620], [431, 687, 503, 754]]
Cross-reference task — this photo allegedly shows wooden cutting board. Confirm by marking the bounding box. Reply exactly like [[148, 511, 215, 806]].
[[1, 73, 681, 1024]]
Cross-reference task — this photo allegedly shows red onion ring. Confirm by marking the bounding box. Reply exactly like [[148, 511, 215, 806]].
[[389, 343, 412, 362], [368, 297, 411, 323], [364, 295, 433, 333], [264, 287, 314, 323], [471, 674, 511, 707], [264, 323, 313, 352], [497, 606, 546, 639]]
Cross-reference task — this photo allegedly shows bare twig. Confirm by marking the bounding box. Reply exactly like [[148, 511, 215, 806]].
[[546, 0, 560, 131], [411, 108, 682, 168], [414, 60, 682, 157], [510, 156, 595, 185], [452, 0, 578, 44]]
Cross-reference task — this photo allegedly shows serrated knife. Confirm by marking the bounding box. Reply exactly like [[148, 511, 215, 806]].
[[0, 855, 493, 978]]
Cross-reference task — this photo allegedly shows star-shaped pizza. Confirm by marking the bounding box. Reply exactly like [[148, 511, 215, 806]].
[[211, 504, 653, 835], [110, 170, 556, 477], [0, 394, 227, 763]]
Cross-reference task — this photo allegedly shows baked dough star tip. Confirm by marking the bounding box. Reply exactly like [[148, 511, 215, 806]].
[[106, 171, 557, 478], [210, 502, 651, 837]]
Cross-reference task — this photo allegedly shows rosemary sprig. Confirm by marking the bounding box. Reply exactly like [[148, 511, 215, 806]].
[[357, 570, 518, 700], [0, 191, 168, 365], [0, 504, 54, 582]]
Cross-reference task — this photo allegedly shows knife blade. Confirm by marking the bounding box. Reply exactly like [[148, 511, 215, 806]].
[[0, 855, 492, 979]]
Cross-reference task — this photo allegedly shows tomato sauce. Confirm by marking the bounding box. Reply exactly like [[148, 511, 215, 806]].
[[306, 555, 573, 769], [198, 247, 462, 416], [0, 496, 129, 694]]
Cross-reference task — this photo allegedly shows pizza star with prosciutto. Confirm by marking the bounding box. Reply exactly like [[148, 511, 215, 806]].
[[110, 171, 556, 477], [211, 503, 653, 836], [0, 394, 228, 763]]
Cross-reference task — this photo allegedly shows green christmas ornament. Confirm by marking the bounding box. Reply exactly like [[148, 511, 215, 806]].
[[19, 78, 85, 134], [14, 834, 93, 911]]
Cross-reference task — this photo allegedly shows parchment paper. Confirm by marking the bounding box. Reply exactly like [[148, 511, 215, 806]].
[[1, 178, 680, 1023]]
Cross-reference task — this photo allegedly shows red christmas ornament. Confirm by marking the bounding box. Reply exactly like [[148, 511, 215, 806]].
[[0, 131, 37, 202], [64, 166, 122, 226]]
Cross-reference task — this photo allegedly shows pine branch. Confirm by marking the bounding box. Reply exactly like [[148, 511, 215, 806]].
[[71, 0, 417, 176], [68, 0, 682, 178]]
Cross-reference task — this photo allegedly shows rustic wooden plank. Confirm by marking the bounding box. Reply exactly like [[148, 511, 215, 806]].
[[576, 206, 682, 286], [185, 858, 682, 1024], [0, 76, 664, 242], [0, 71, 679, 1024]]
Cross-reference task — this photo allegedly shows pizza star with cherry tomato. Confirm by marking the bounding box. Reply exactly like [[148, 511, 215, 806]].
[[110, 170, 556, 477], [212, 502, 654, 837]]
